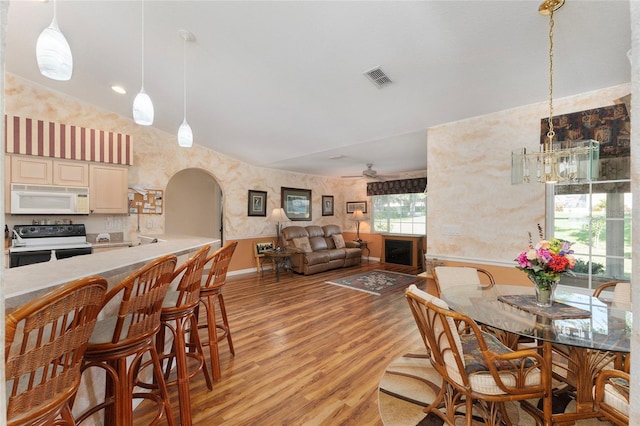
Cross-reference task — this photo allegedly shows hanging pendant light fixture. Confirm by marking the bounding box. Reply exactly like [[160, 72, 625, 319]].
[[36, 0, 73, 81], [177, 30, 195, 148], [511, 0, 599, 185], [133, 0, 154, 125]]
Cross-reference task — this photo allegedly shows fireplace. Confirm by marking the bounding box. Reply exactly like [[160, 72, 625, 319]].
[[381, 234, 425, 268], [384, 240, 412, 266]]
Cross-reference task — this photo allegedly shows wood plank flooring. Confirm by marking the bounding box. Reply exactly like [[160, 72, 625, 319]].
[[134, 262, 428, 425]]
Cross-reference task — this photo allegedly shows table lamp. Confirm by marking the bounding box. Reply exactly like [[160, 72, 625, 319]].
[[268, 207, 289, 250], [351, 209, 365, 242]]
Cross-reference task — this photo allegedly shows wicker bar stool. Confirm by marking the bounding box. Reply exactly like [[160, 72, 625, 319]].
[[75, 254, 177, 426], [5, 276, 107, 426], [198, 241, 238, 380], [138, 245, 213, 426]]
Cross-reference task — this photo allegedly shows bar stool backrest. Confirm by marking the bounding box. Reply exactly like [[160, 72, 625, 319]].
[[96, 254, 177, 347], [202, 242, 238, 291], [167, 245, 211, 311], [5, 276, 108, 426]]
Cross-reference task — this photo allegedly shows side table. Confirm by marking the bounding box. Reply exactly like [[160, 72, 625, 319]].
[[261, 249, 293, 282], [357, 240, 370, 262]]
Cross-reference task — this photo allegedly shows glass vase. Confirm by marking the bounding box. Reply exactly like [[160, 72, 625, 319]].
[[528, 276, 559, 307]]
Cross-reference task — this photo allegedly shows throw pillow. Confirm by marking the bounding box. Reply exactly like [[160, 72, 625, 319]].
[[332, 234, 346, 249], [292, 236, 312, 253]]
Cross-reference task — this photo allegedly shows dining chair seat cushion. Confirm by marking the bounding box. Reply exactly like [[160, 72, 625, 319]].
[[458, 332, 541, 395], [434, 266, 482, 288], [602, 376, 630, 416]]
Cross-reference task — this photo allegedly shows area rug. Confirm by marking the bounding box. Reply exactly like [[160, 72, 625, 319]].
[[378, 349, 607, 426], [325, 270, 420, 295]]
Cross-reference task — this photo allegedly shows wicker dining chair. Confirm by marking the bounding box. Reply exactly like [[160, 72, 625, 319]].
[[5, 276, 108, 426], [405, 284, 552, 425], [593, 281, 631, 307], [594, 368, 630, 426], [198, 241, 238, 380], [75, 254, 177, 426], [432, 266, 495, 297]]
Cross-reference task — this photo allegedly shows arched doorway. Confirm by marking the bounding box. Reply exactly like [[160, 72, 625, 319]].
[[165, 168, 222, 240]]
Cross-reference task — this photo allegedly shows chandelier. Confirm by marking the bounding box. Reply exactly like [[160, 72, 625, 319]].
[[511, 0, 599, 185]]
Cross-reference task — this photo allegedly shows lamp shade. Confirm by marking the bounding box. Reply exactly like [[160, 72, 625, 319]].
[[132, 89, 154, 125], [36, 19, 73, 81], [177, 119, 193, 148], [351, 210, 365, 220], [268, 208, 289, 223]]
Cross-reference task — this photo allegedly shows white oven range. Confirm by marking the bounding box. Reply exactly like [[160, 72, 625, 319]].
[[9, 224, 93, 268]]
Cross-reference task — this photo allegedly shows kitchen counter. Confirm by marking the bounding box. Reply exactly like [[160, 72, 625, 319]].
[[4, 234, 221, 308]]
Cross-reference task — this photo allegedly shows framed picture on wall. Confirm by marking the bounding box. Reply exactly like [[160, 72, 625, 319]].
[[346, 201, 367, 214], [322, 195, 334, 216], [248, 190, 267, 216], [281, 187, 312, 221]]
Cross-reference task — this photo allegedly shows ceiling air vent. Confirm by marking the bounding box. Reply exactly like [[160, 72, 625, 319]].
[[363, 66, 392, 89]]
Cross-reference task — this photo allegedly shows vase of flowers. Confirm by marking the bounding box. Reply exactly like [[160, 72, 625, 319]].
[[515, 225, 576, 307]]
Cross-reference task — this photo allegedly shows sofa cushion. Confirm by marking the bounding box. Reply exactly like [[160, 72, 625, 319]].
[[304, 251, 331, 265], [332, 234, 346, 249], [327, 249, 346, 261], [323, 225, 342, 237], [292, 236, 312, 253]]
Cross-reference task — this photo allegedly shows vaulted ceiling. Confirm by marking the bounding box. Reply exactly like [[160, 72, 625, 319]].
[[5, 1, 631, 178]]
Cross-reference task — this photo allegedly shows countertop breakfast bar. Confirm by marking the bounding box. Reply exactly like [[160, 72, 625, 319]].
[[4, 234, 221, 309], [4, 234, 221, 423]]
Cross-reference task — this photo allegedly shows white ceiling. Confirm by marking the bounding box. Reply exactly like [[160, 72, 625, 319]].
[[5, 1, 631, 178]]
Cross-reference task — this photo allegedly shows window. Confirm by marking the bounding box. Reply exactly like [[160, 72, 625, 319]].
[[372, 193, 427, 235], [550, 180, 631, 291]]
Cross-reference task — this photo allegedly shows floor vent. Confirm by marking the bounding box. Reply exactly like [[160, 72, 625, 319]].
[[363, 66, 392, 89]]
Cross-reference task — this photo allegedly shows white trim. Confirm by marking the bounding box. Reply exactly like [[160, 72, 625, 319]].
[[424, 254, 514, 268]]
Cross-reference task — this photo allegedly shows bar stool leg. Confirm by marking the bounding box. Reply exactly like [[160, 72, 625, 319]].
[[217, 292, 235, 355]]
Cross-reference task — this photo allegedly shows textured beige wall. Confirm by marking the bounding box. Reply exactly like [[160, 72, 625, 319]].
[[427, 83, 631, 265], [3, 74, 374, 243]]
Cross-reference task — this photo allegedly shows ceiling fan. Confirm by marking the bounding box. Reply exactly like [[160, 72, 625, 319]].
[[341, 164, 397, 181]]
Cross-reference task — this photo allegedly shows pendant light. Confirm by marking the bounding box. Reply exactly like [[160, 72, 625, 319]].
[[36, 0, 73, 81], [177, 30, 195, 148], [511, 0, 599, 185], [132, 0, 154, 125]]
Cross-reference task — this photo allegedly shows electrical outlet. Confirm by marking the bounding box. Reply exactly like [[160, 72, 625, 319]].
[[146, 219, 153, 229]]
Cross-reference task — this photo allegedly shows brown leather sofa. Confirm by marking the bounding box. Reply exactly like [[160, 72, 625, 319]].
[[281, 225, 362, 275]]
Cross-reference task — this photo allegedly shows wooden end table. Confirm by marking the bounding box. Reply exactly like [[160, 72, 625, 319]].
[[261, 249, 293, 282]]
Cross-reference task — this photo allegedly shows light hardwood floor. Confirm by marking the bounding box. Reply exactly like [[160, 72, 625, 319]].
[[134, 261, 428, 425]]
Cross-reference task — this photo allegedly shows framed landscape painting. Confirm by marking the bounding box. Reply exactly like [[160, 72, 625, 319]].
[[346, 201, 367, 214], [322, 195, 334, 216], [281, 187, 312, 221], [248, 190, 267, 216]]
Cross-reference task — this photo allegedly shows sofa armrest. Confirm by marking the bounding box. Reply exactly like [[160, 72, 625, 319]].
[[345, 241, 360, 248]]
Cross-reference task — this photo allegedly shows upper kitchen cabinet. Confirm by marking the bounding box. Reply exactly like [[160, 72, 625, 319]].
[[10, 155, 88, 187], [89, 164, 128, 214], [53, 160, 89, 186], [11, 155, 53, 184]]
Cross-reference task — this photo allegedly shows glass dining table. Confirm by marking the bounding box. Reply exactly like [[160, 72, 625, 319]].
[[441, 284, 631, 425]]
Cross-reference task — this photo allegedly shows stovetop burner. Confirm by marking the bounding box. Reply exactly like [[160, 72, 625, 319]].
[[10, 224, 91, 251]]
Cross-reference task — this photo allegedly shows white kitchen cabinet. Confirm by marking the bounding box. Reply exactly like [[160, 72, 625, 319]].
[[53, 160, 89, 186], [89, 164, 128, 214]]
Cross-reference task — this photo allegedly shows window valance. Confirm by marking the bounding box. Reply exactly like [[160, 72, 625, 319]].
[[366, 177, 427, 196]]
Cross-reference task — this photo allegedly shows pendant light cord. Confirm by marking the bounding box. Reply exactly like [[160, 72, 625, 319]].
[[141, 0, 145, 90], [183, 37, 187, 120], [546, 8, 555, 146]]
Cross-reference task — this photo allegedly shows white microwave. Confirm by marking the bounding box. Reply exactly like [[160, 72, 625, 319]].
[[11, 184, 90, 215]]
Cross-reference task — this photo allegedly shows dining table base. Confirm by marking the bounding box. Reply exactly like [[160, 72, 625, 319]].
[[519, 340, 615, 425]]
